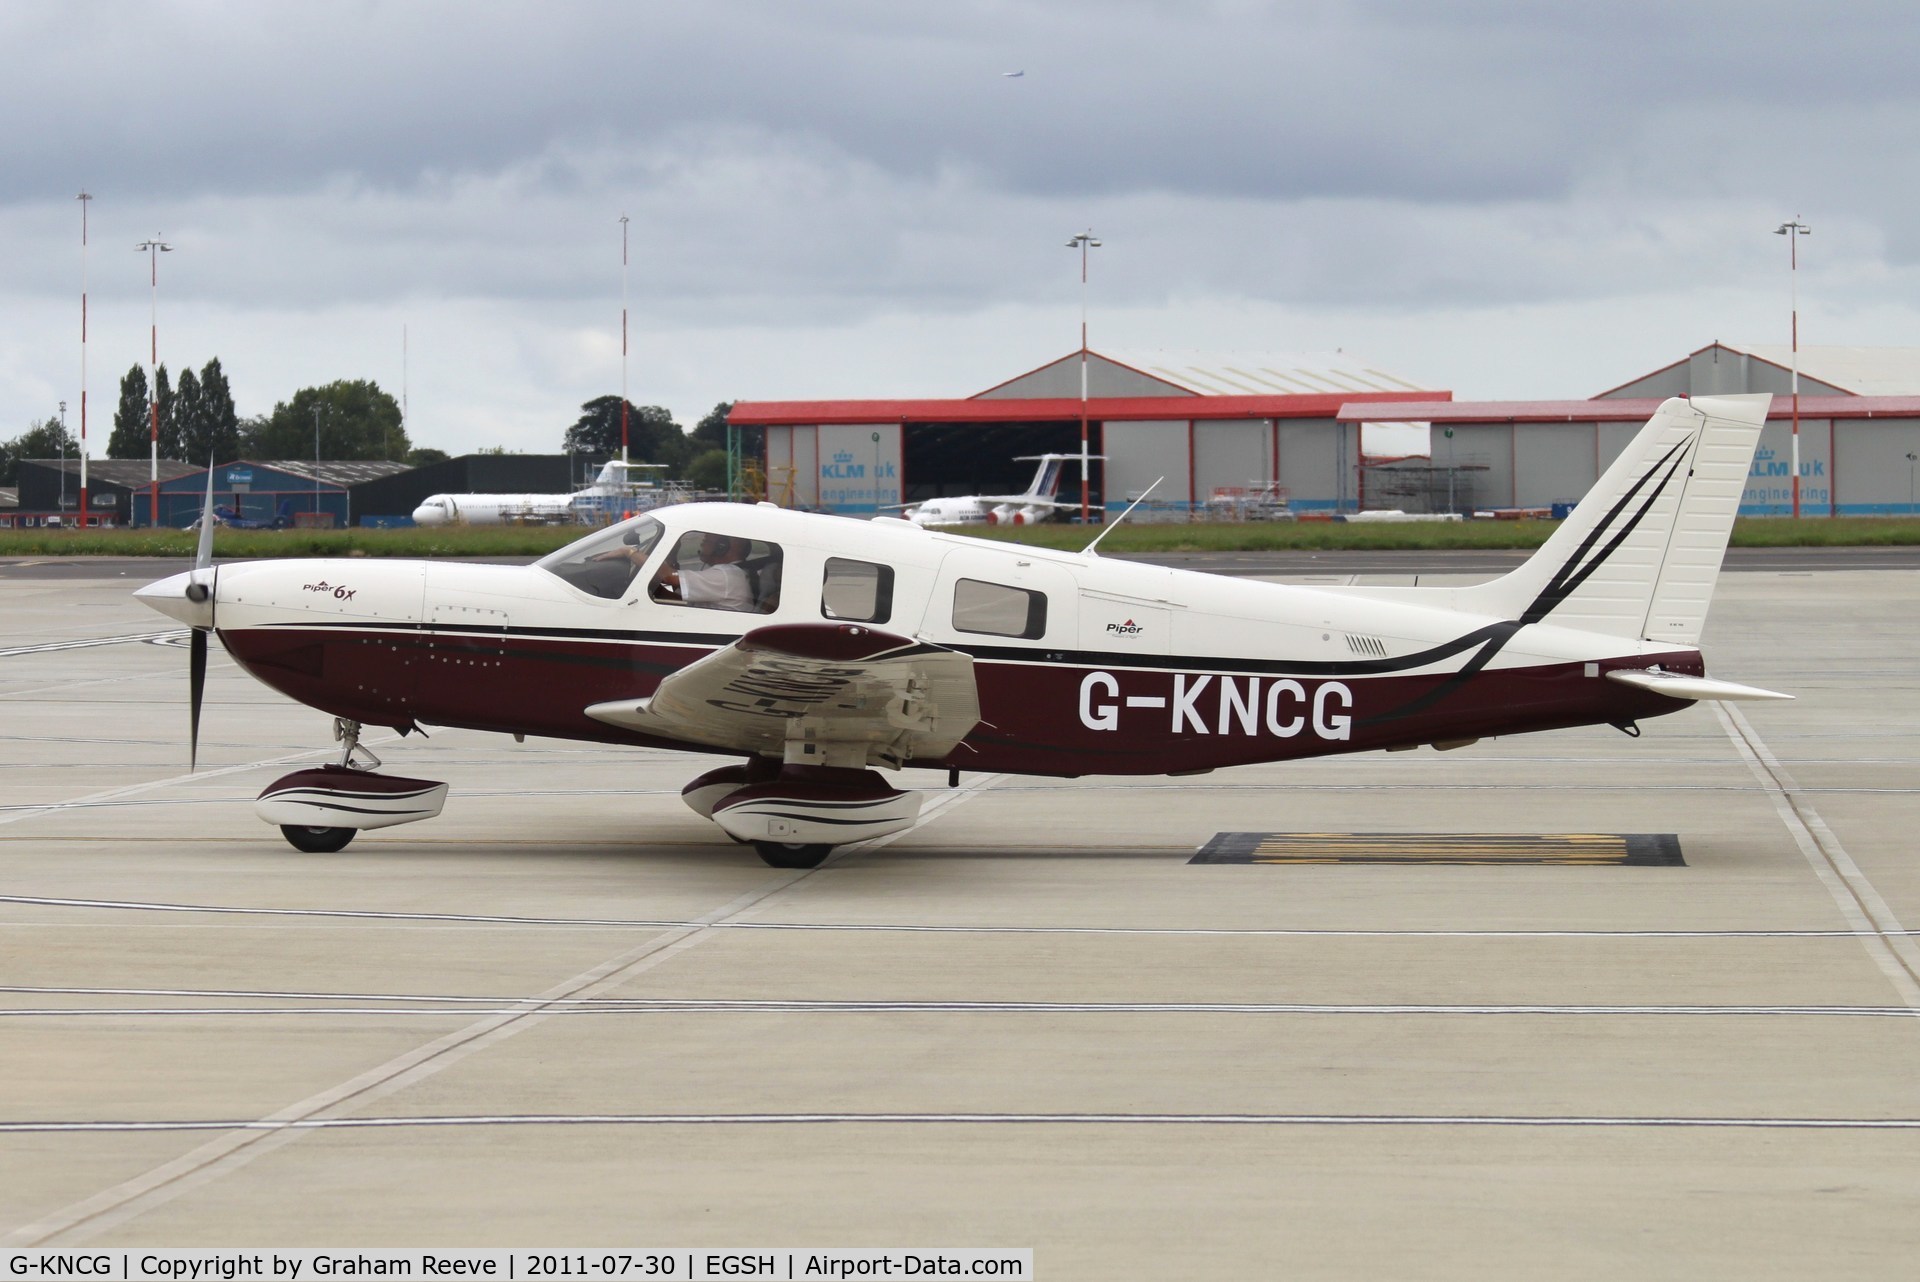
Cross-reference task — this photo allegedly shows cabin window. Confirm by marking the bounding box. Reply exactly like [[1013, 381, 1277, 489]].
[[534, 516, 664, 600], [649, 530, 783, 614], [822, 558, 894, 624], [952, 578, 1047, 639]]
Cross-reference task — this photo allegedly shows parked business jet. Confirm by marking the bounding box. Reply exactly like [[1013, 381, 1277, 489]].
[[893, 453, 1102, 527], [411, 460, 666, 526], [139, 395, 1787, 869]]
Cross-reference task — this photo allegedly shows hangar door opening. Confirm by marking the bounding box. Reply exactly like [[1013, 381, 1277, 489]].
[[902, 421, 1103, 509]]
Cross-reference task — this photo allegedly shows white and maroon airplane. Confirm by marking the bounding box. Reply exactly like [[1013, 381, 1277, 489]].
[[137, 393, 1788, 868]]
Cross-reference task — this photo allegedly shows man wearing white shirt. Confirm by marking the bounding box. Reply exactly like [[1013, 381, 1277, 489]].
[[653, 531, 754, 610]]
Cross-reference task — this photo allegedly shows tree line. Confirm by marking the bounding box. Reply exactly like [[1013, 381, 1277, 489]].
[[4, 358, 747, 488], [562, 396, 743, 491], [106, 361, 416, 467]]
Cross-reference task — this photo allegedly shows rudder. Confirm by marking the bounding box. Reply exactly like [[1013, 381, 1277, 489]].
[[1453, 394, 1769, 644]]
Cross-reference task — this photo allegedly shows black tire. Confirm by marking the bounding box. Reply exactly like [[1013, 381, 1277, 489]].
[[752, 841, 832, 869], [280, 824, 357, 854]]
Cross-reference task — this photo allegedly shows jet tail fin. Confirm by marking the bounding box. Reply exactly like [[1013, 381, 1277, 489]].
[[1450, 394, 1769, 645]]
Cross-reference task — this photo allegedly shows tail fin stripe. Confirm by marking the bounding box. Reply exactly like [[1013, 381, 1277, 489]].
[[1520, 437, 1693, 626], [1533, 437, 1687, 604]]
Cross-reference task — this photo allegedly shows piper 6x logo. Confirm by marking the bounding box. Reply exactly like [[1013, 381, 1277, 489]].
[[302, 581, 358, 602], [1079, 670, 1353, 740]]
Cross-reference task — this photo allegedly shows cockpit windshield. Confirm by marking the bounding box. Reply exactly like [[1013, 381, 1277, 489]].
[[534, 516, 665, 600]]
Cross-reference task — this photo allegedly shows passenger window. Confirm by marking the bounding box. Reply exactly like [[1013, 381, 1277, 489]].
[[649, 530, 783, 614], [822, 558, 894, 623], [952, 578, 1047, 639]]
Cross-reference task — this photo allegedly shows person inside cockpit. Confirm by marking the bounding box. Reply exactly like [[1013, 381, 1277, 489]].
[[650, 531, 754, 610]]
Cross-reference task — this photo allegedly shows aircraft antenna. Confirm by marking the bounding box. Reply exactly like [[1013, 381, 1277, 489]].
[[1080, 477, 1161, 557]]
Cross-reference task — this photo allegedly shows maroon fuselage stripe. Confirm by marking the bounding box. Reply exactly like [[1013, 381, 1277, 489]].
[[219, 626, 1697, 778]]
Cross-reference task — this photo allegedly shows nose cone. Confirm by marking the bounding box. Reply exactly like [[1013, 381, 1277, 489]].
[[412, 501, 447, 526], [134, 570, 214, 629]]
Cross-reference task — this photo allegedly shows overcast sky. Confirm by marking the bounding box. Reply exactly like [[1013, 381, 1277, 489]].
[[5, 0, 1918, 456]]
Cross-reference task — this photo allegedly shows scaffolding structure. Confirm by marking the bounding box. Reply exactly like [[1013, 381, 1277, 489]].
[[1205, 483, 1292, 522], [1359, 455, 1490, 515]]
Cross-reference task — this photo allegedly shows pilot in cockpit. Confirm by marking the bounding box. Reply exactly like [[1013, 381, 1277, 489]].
[[649, 531, 754, 610]]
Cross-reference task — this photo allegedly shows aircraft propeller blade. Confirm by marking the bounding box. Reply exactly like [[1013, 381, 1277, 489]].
[[187, 460, 217, 771], [194, 463, 216, 570], [189, 625, 207, 772]]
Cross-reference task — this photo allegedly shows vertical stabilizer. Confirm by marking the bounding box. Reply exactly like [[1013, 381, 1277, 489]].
[[1026, 457, 1065, 500], [1453, 394, 1769, 644]]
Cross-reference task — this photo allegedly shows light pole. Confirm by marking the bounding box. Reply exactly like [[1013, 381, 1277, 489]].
[[77, 192, 91, 526], [57, 401, 68, 511], [1775, 219, 1811, 518], [619, 214, 630, 466], [1066, 230, 1101, 523], [135, 237, 172, 527], [313, 405, 323, 520], [1907, 452, 1916, 512]]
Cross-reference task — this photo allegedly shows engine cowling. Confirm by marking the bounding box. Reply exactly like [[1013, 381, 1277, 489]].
[[987, 504, 1020, 526]]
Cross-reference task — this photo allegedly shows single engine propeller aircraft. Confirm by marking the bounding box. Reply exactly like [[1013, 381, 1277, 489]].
[[137, 393, 1789, 868]]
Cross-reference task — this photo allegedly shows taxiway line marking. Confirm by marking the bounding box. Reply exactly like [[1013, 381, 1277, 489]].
[[2, 869, 808, 1246], [0, 629, 186, 658], [815, 770, 1003, 870], [2, 1113, 1918, 1134], [1, 998, 1914, 1019], [3, 893, 1914, 938], [1716, 703, 1920, 1010]]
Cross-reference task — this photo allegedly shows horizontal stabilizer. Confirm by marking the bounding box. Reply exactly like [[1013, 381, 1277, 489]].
[[1605, 669, 1793, 703]]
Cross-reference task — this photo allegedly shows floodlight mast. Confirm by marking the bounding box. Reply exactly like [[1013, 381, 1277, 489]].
[[1775, 218, 1811, 518], [77, 192, 91, 526], [135, 237, 173, 527], [1067, 230, 1101, 524], [619, 214, 630, 466]]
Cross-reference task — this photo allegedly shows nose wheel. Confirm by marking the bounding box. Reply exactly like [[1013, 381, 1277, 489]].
[[752, 841, 832, 869], [280, 824, 356, 854]]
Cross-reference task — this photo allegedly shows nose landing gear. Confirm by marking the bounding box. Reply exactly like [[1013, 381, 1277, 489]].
[[256, 719, 449, 853]]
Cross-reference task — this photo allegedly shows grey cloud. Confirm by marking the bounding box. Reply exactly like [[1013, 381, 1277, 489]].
[[11, 1, 1920, 212]]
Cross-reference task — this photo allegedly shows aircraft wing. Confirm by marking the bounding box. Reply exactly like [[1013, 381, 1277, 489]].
[[584, 623, 981, 767]]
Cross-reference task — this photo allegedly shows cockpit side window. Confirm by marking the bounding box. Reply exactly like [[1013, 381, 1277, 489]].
[[649, 530, 783, 614], [533, 516, 664, 600], [822, 557, 894, 623]]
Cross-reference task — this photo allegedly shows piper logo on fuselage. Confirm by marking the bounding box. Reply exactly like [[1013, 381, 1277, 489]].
[[1105, 619, 1144, 637], [1078, 670, 1352, 740], [302, 581, 357, 601]]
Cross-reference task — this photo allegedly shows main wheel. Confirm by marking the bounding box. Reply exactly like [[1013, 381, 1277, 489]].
[[280, 824, 356, 854], [751, 841, 832, 869]]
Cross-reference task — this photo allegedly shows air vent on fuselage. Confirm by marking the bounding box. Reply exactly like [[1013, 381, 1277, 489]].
[[1345, 634, 1388, 658]]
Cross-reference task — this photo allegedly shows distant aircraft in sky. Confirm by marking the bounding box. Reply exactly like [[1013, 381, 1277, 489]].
[[1002, 70, 1024, 77]]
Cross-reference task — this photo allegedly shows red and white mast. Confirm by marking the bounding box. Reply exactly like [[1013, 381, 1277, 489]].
[[620, 213, 630, 466], [77, 192, 91, 525], [1775, 218, 1811, 518], [1067, 230, 1101, 524]]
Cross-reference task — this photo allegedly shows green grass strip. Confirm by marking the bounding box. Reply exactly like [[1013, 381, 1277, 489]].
[[4, 515, 1920, 559]]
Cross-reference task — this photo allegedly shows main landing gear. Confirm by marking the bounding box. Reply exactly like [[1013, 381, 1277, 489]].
[[255, 718, 449, 854], [680, 759, 924, 869]]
